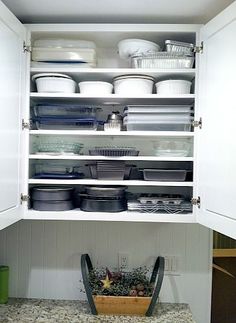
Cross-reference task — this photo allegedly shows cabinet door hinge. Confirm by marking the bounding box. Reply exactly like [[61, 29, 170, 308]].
[[192, 117, 202, 129], [22, 119, 31, 130], [20, 194, 30, 204], [23, 41, 31, 53], [191, 197, 201, 208], [194, 41, 203, 54]]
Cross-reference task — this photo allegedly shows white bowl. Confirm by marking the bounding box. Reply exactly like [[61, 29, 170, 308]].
[[78, 81, 113, 95], [32, 73, 76, 93], [113, 75, 154, 95], [155, 80, 192, 94], [118, 39, 161, 59]]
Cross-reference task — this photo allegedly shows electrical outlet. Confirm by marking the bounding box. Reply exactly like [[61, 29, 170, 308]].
[[118, 253, 129, 270], [163, 256, 180, 275]]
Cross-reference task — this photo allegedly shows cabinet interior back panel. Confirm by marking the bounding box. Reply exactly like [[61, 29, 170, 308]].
[[0, 221, 211, 323]]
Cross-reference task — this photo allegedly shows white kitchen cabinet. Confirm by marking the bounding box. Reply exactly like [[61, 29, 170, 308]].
[[0, 0, 235, 239]]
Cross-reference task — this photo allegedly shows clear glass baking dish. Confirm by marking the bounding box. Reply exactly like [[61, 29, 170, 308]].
[[33, 104, 98, 118]]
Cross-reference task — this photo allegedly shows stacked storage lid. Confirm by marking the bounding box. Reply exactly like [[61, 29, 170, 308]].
[[123, 105, 194, 131], [32, 39, 97, 67]]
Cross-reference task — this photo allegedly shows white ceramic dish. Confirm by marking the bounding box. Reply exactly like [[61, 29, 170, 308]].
[[113, 75, 154, 95], [78, 81, 113, 95], [118, 39, 160, 59], [155, 80, 192, 94], [32, 73, 76, 93]]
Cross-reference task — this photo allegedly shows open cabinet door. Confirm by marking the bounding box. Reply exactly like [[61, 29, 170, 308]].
[[0, 1, 27, 230], [196, 2, 236, 239]]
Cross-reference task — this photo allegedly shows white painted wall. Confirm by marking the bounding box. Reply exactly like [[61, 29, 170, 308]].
[[0, 221, 212, 323]]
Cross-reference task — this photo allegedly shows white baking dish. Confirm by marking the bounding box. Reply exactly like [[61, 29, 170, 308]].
[[155, 80, 192, 94], [118, 39, 160, 59], [113, 75, 154, 95], [78, 81, 113, 95], [32, 73, 76, 93]]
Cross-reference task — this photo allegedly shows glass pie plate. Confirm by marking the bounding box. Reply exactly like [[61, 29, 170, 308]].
[[34, 140, 84, 155]]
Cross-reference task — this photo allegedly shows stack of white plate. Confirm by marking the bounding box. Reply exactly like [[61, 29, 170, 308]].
[[123, 105, 194, 131]]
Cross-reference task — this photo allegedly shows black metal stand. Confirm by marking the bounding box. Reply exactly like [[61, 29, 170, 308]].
[[81, 253, 165, 316]]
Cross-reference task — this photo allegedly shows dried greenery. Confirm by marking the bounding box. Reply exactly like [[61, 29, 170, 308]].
[[89, 267, 154, 297]]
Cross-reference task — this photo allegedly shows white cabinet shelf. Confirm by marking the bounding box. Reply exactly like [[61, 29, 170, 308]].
[[28, 179, 194, 186], [29, 154, 194, 161], [24, 209, 195, 223], [29, 130, 194, 137], [30, 93, 195, 105], [30, 67, 196, 82]]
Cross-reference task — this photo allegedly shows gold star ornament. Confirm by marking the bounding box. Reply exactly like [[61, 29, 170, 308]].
[[101, 274, 113, 289]]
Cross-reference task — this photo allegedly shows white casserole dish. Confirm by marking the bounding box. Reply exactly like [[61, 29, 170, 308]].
[[118, 39, 160, 59], [32, 73, 76, 93], [113, 75, 154, 95], [155, 80, 192, 94], [78, 81, 113, 95]]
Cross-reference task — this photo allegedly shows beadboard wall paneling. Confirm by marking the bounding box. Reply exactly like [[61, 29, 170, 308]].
[[0, 221, 212, 323]]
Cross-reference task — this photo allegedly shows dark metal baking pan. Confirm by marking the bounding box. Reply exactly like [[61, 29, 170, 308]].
[[142, 169, 187, 181], [80, 198, 127, 212], [32, 199, 74, 211], [31, 186, 74, 201], [84, 186, 126, 198]]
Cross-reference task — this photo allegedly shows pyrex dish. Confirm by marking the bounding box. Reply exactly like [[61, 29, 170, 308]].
[[31, 186, 74, 201], [32, 200, 74, 211], [155, 80, 192, 94], [32, 73, 76, 93], [80, 198, 127, 212], [32, 116, 98, 130], [131, 52, 194, 69], [89, 147, 139, 157], [78, 81, 113, 95], [165, 40, 194, 56], [153, 138, 192, 157], [141, 169, 187, 181], [124, 105, 193, 114], [33, 173, 84, 179], [33, 164, 84, 179], [118, 39, 161, 59], [34, 140, 83, 155], [113, 75, 155, 95], [33, 104, 98, 118]]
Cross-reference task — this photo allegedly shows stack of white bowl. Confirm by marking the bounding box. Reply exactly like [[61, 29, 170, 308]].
[[123, 105, 194, 131]]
